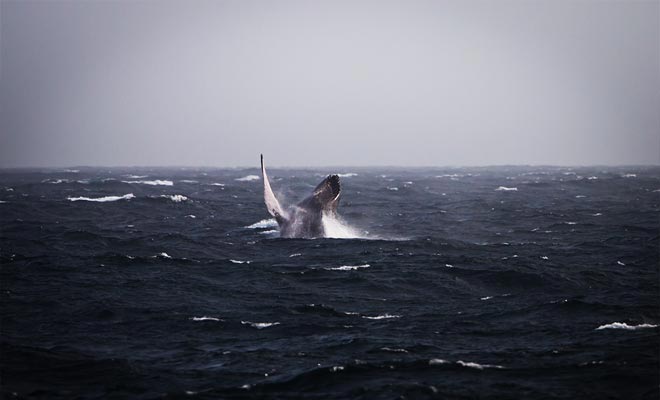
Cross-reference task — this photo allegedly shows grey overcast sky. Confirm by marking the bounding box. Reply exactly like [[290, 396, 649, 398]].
[[1, 0, 658, 168]]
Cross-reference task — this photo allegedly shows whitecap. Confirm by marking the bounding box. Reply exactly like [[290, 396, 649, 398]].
[[587, 176, 598, 180], [123, 174, 148, 179], [230, 259, 251, 264], [495, 186, 518, 191], [180, 180, 198, 183], [429, 358, 450, 365], [158, 252, 172, 259], [210, 183, 225, 186], [64, 169, 80, 173], [362, 314, 400, 320], [595, 322, 657, 330], [592, 213, 602, 216], [337, 173, 358, 177], [325, 264, 370, 271], [245, 219, 278, 229], [445, 264, 454, 268], [387, 187, 399, 191], [241, 321, 280, 329], [235, 175, 260, 182], [541, 256, 549, 260], [123, 180, 173, 186], [0, 200, 7, 204], [564, 221, 577, 225], [44, 178, 70, 184], [160, 194, 188, 202], [457, 360, 504, 370], [575, 195, 586, 198], [68, 193, 135, 202], [621, 173, 637, 178], [259, 230, 278, 235], [185, 214, 196, 218], [289, 253, 302, 258], [381, 347, 408, 353], [190, 316, 222, 322], [480, 296, 494, 301]]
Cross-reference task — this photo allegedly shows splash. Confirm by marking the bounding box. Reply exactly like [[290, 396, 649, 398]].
[[322, 213, 368, 239]]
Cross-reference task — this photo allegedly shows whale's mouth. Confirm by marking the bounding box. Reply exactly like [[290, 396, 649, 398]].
[[326, 175, 341, 202]]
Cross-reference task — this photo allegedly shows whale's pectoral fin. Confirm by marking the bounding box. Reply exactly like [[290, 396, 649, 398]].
[[310, 174, 341, 213], [261, 154, 288, 224]]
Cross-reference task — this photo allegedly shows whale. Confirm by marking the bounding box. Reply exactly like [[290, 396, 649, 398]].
[[261, 154, 341, 238]]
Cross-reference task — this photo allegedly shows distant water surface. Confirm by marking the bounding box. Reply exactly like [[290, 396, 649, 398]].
[[1, 166, 658, 399]]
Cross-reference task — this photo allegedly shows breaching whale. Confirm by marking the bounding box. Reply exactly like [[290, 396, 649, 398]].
[[261, 154, 341, 238]]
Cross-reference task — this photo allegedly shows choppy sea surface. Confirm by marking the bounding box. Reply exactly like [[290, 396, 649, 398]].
[[1, 166, 658, 399]]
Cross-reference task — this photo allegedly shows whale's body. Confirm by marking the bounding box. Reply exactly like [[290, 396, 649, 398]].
[[261, 155, 341, 238]]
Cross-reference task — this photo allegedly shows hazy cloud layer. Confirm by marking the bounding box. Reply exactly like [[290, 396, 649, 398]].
[[1, 0, 658, 167]]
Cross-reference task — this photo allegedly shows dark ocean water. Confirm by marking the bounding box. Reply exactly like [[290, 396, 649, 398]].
[[1, 166, 658, 399]]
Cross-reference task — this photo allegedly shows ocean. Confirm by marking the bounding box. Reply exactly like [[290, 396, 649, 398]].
[[1, 166, 658, 399]]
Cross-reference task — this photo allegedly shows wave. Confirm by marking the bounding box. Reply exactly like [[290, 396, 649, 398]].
[[337, 173, 358, 178], [456, 360, 504, 370], [67, 193, 135, 202], [595, 322, 657, 331], [122, 180, 173, 186], [325, 264, 370, 271], [230, 259, 251, 264], [159, 194, 188, 202], [209, 183, 225, 186], [43, 178, 71, 184], [179, 180, 198, 183], [190, 316, 222, 322], [362, 313, 400, 320], [241, 321, 280, 329], [495, 186, 518, 191], [245, 219, 278, 229], [429, 359, 503, 369], [235, 175, 260, 182]]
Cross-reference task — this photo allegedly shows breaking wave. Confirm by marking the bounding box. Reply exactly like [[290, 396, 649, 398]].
[[67, 194, 135, 202], [123, 180, 173, 186], [236, 175, 260, 182], [595, 322, 657, 331]]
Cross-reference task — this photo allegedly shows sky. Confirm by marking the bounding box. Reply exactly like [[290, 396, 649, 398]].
[[1, 0, 658, 168]]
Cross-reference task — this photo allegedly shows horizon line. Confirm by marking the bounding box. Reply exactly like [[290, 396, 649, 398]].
[[0, 163, 659, 170]]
